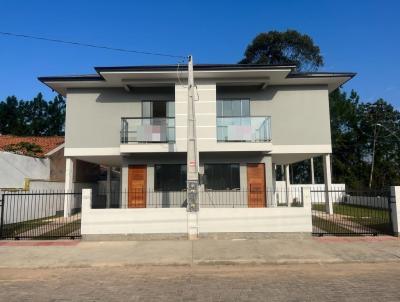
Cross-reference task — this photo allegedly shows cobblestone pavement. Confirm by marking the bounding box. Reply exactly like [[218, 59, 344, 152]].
[[0, 263, 399, 301]]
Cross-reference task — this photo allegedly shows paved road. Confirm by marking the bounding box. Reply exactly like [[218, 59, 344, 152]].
[[1, 263, 399, 301]]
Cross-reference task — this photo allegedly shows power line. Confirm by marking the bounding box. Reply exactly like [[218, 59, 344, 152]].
[[0, 31, 187, 59]]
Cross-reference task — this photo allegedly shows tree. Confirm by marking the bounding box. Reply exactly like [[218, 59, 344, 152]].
[[239, 29, 324, 71], [46, 94, 66, 136], [0, 96, 26, 135], [0, 93, 65, 136], [358, 99, 400, 188], [329, 89, 367, 189]]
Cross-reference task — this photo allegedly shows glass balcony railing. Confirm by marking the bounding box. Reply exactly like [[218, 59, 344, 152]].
[[121, 117, 175, 143], [217, 116, 271, 142]]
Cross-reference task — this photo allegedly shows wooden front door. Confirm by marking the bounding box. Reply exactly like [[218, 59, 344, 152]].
[[128, 165, 147, 208], [247, 163, 266, 207]]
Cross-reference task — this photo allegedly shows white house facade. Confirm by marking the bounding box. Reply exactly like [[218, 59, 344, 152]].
[[39, 64, 355, 238]]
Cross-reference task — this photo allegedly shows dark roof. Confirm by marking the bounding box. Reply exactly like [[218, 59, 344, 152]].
[[288, 72, 357, 78], [38, 74, 102, 82], [38, 64, 356, 83], [94, 63, 297, 72]]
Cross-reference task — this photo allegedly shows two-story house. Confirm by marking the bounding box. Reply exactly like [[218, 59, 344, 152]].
[[39, 64, 354, 236]]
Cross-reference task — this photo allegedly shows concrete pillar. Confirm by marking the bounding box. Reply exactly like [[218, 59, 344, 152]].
[[285, 164, 291, 205], [64, 157, 75, 217], [262, 156, 274, 207], [390, 186, 400, 236], [81, 188, 92, 236], [301, 187, 313, 233], [323, 154, 333, 214], [310, 158, 315, 184], [187, 212, 199, 240], [106, 166, 112, 208]]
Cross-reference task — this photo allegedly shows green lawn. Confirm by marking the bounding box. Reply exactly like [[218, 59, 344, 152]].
[[312, 215, 353, 234], [36, 219, 81, 239], [1, 214, 81, 239], [1, 216, 55, 238], [312, 203, 389, 218], [312, 203, 392, 235]]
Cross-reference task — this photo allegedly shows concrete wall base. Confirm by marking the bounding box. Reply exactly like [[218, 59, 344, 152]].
[[82, 232, 312, 241], [198, 232, 312, 240], [82, 233, 188, 241]]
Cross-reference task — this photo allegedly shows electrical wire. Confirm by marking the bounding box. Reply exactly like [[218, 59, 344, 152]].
[[0, 31, 187, 59], [176, 60, 187, 87]]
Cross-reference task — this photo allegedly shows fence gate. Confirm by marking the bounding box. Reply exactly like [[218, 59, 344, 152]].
[[311, 189, 393, 236], [0, 192, 82, 240]]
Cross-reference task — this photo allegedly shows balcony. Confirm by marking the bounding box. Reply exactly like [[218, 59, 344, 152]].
[[121, 117, 175, 144], [217, 116, 271, 142]]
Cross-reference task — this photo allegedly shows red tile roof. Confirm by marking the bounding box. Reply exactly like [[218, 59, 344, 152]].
[[0, 135, 64, 157]]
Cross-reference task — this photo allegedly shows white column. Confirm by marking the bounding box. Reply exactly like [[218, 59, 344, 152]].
[[285, 164, 291, 205], [310, 158, 315, 184], [121, 159, 128, 209], [64, 157, 75, 217], [390, 186, 400, 236], [106, 166, 111, 208], [271, 163, 277, 207], [323, 154, 333, 214]]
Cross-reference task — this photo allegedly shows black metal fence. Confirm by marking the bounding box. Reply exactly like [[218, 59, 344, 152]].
[[91, 188, 305, 209], [0, 191, 82, 240], [311, 189, 393, 236]]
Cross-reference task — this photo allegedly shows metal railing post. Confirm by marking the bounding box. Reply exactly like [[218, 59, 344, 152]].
[[0, 194, 4, 239]]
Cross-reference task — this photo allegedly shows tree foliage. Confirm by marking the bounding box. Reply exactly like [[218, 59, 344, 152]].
[[0, 93, 65, 136], [239, 29, 324, 71], [289, 90, 400, 189], [3, 142, 43, 157]]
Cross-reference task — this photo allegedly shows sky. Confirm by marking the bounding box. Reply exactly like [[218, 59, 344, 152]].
[[0, 0, 399, 107]]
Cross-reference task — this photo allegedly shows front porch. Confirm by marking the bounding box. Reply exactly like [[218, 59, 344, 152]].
[[63, 151, 335, 211]]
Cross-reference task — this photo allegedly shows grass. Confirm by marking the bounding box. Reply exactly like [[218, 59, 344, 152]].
[[1, 216, 55, 238], [312, 203, 393, 235], [36, 219, 81, 239], [1, 214, 81, 239], [312, 203, 389, 219], [312, 215, 354, 234]]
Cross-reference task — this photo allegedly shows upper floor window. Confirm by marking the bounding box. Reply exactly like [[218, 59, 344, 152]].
[[217, 99, 250, 117], [142, 101, 174, 118]]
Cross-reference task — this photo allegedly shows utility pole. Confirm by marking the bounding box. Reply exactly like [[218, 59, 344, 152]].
[[186, 55, 199, 212]]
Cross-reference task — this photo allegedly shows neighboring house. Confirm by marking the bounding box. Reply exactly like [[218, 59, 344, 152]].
[[39, 64, 355, 210], [0, 136, 64, 189], [0, 135, 101, 190]]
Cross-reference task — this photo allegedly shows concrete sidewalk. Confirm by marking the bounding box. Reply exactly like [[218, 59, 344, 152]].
[[0, 236, 400, 269]]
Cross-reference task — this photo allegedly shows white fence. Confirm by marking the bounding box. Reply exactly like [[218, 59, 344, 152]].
[[1, 182, 97, 224], [275, 182, 346, 204], [1, 192, 69, 224]]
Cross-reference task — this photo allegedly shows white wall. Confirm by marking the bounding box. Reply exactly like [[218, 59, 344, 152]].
[[198, 207, 312, 233], [82, 208, 188, 235], [29, 180, 65, 191], [0, 151, 50, 188], [81, 188, 312, 235]]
